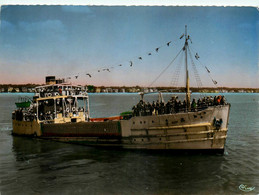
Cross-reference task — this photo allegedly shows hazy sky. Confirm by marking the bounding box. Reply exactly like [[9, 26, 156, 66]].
[[0, 6, 258, 87]]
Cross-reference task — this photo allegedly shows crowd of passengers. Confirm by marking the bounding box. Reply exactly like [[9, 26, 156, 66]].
[[132, 95, 227, 116]]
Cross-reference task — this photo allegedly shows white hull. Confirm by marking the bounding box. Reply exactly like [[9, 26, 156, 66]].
[[120, 105, 230, 150], [13, 105, 230, 151]]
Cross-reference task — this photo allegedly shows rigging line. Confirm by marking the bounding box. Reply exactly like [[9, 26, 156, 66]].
[[187, 46, 207, 98], [148, 47, 183, 88], [170, 52, 183, 87], [187, 46, 203, 88], [171, 51, 184, 88], [188, 44, 219, 87]]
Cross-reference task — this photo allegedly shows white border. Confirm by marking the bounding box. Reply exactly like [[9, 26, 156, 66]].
[[0, 0, 258, 7]]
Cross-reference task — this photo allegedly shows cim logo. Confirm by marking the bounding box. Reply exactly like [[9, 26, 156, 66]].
[[239, 184, 255, 192]]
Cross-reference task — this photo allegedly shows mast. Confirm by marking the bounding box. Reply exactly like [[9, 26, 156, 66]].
[[184, 25, 191, 111]]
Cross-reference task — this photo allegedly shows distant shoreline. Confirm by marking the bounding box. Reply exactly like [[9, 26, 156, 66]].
[[0, 84, 258, 94], [0, 84, 258, 93]]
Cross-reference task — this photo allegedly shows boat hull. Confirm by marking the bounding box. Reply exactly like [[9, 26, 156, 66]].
[[12, 105, 230, 150]]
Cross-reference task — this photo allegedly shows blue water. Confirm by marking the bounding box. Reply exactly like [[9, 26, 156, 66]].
[[0, 93, 258, 194]]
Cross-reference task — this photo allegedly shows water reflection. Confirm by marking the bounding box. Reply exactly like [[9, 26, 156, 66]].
[[10, 136, 230, 194]]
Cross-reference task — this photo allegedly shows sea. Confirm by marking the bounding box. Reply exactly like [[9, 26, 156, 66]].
[[0, 93, 258, 195]]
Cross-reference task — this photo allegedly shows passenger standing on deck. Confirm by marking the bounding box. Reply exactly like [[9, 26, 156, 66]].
[[191, 99, 197, 112], [148, 102, 153, 115], [132, 105, 136, 116], [168, 100, 171, 114], [217, 95, 221, 105], [155, 100, 160, 115], [152, 101, 156, 115], [220, 96, 226, 105], [59, 87, 62, 95]]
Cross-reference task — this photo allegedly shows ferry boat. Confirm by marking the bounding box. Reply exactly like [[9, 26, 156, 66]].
[[12, 26, 230, 152]]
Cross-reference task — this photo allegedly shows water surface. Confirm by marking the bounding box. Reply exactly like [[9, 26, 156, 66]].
[[0, 93, 258, 194]]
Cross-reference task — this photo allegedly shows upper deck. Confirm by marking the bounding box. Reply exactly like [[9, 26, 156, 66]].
[[34, 84, 88, 99]]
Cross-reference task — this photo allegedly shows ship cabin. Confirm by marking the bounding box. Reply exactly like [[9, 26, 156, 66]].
[[33, 84, 90, 124], [12, 84, 90, 124]]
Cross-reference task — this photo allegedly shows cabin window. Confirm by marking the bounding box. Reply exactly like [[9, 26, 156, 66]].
[[140, 121, 142, 124], [133, 121, 135, 124], [193, 115, 197, 118], [181, 118, 185, 122], [144, 121, 146, 124], [152, 120, 154, 123], [71, 118, 77, 122]]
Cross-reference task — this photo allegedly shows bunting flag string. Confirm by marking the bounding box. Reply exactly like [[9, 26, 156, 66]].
[[205, 66, 210, 73], [189, 45, 219, 86], [187, 46, 203, 88], [63, 33, 185, 81], [195, 53, 200, 60]]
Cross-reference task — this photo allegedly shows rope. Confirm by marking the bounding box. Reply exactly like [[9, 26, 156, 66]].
[[188, 44, 219, 87], [59, 33, 185, 81], [187, 46, 203, 88], [148, 47, 183, 87], [171, 51, 184, 87]]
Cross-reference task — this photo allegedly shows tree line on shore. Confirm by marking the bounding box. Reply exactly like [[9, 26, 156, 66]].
[[0, 84, 258, 93]]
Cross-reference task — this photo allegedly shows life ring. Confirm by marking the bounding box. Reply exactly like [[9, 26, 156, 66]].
[[66, 108, 70, 113], [54, 92, 59, 96], [72, 107, 76, 112], [47, 93, 52, 97]]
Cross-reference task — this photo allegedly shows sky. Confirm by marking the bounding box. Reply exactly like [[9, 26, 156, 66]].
[[0, 6, 258, 88]]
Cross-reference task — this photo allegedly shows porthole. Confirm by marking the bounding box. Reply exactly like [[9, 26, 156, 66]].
[[144, 121, 146, 124], [152, 120, 154, 123], [140, 121, 142, 124]]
